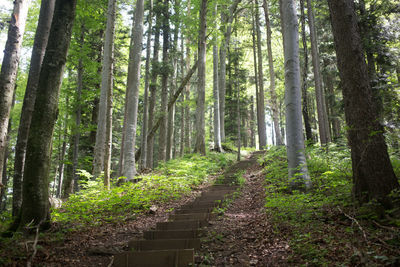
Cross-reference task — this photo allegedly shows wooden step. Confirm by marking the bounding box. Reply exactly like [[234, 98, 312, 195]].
[[143, 230, 203, 240], [174, 207, 213, 214], [209, 185, 239, 191], [114, 249, 194, 267], [201, 190, 233, 197], [181, 201, 220, 210], [156, 220, 208, 230], [128, 238, 201, 251], [169, 213, 210, 221]]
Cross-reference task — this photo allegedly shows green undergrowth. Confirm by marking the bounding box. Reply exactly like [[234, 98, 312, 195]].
[[261, 144, 400, 266], [52, 152, 235, 229]]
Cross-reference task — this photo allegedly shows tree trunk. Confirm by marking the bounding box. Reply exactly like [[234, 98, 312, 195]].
[[213, 7, 223, 152], [194, 0, 207, 155], [158, 0, 170, 162], [167, 1, 179, 160], [121, 0, 145, 180], [307, 0, 331, 145], [250, 96, 256, 147], [251, 7, 260, 149], [72, 25, 84, 192], [11, 0, 55, 216], [280, 0, 311, 190], [179, 37, 185, 157], [328, 0, 399, 206], [263, 0, 283, 146], [299, 0, 313, 143], [139, 0, 153, 170], [18, 0, 77, 230], [147, 1, 161, 169], [254, 0, 267, 148], [93, 0, 116, 179]]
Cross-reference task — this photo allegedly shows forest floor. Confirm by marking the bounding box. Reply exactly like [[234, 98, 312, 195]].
[[3, 150, 399, 266], [7, 151, 291, 266]]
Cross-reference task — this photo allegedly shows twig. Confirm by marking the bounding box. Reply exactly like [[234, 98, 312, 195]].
[[107, 256, 114, 267], [26, 221, 42, 267], [372, 220, 398, 232], [338, 207, 368, 243]]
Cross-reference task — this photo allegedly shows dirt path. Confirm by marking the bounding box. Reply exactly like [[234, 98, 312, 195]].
[[27, 151, 290, 266], [198, 151, 290, 266]]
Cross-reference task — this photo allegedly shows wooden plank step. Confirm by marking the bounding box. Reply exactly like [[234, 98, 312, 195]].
[[169, 213, 210, 221], [201, 190, 233, 196], [143, 230, 203, 240], [195, 195, 225, 202], [113, 249, 194, 267], [209, 185, 239, 190], [181, 201, 219, 210], [128, 238, 201, 251], [174, 207, 213, 214], [156, 220, 208, 230]]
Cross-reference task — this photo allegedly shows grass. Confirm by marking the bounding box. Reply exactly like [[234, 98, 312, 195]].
[[261, 143, 400, 266]]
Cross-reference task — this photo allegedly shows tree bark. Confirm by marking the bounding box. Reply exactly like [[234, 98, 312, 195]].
[[139, 0, 153, 170], [219, 0, 242, 142], [251, 6, 260, 149], [307, 0, 331, 145], [299, 0, 313, 143], [121, 0, 145, 180], [158, 0, 170, 162], [263, 0, 283, 146], [93, 0, 117, 179], [12, 0, 54, 217], [0, 0, 30, 201], [146, 0, 161, 169], [254, 0, 267, 148], [280, 0, 311, 190], [167, 0, 180, 160], [194, 0, 207, 155], [328, 0, 399, 206], [18, 0, 77, 230], [213, 6, 223, 152], [250, 96, 256, 147]]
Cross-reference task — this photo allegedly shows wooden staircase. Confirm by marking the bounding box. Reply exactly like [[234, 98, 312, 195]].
[[113, 184, 239, 266]]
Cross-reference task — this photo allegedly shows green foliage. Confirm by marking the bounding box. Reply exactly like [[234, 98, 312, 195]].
[[51, 152, 234, 229], [261, 144, 400, 265]]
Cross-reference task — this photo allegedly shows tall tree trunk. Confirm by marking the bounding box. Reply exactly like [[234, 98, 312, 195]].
[[254, 0, 267, 148], [307, 0, 331, 145], [213, 6, 223, 152], [328, 0, 399, 206], [158, 0, 170, 162], [17, 0, 77, 230], [167, 1, 179, 160], [72, 25, 84, 192], [280, 0, 311, 190], [299, 0, 313, 143], [0, 0, 30, 202], [147, 1, 161, 169], [121, 0, 145, 180], [139, 0, 153, 170], [12, 0, 55, 216], [179, 37, 185, 157], [251, 7, 260, 149], [263, 0, 283, 146], [93, 0, 117, 179], [219, 0, 242, 142], [194, 0, 207, 155]]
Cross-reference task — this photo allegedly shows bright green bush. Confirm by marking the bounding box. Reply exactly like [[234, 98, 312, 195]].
[[52, 152, 235, 229]]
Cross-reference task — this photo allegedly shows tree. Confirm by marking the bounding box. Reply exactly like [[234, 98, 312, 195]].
[[263, 0, 283, 146], [280, 0, 311, 190], [254, 0, 267, 148], [327, 0, 399, 206], [16, 0, 77, 230], [139, 0, 153, 170], [0, 0, 30, 196], [193, 0, 207, 155], [12, 0, 55, 217], [158, 0, 170, 162], [121, 0, 145, 180], [219, 0, 241, 142], [92, 0, 117, 183], [307, 0, 331, 145], [212, 5, 223, 152]]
